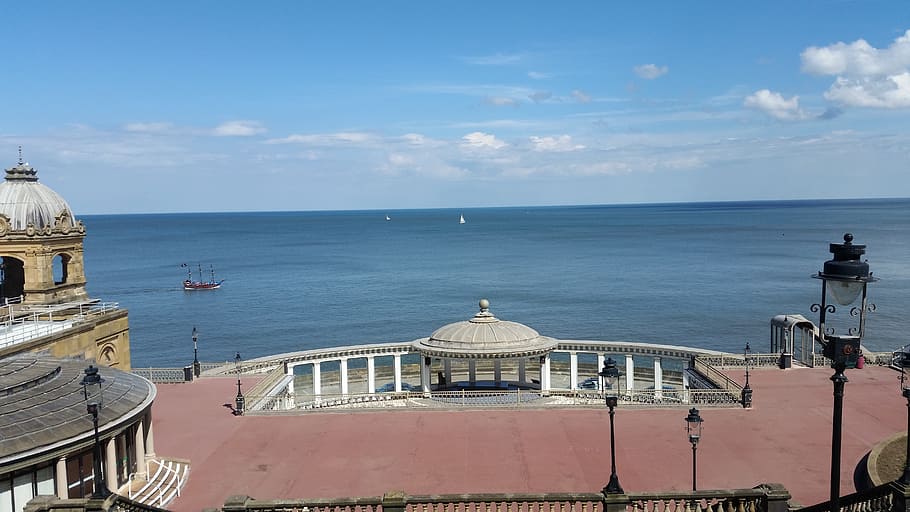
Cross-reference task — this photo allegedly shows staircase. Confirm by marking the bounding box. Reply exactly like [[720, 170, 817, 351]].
[[124, 458, 190, 508]]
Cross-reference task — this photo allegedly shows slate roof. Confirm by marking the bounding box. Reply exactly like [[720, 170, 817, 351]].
[[0, 356, 154, 460]]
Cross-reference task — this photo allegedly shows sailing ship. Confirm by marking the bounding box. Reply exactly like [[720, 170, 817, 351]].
[[182, 263, 224, 290], [459, 214, 466, 224], [386, 214, 391, 221]]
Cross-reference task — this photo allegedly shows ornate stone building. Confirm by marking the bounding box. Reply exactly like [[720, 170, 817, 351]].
[[0, 149, 130, 369]]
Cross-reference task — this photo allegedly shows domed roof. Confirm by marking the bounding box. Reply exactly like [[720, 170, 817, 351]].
[[414, 299, 558, 359], [0, 149, 76, 231]]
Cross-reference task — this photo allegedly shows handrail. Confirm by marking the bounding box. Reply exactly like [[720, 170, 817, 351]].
[[693, 356, 743, 394]]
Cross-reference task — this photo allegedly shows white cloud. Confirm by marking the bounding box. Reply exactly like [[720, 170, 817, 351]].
[[485, 96, 520, 107], [213, 120, 266, 137], [802, 30, 910, 76], [529, 135, 585, 152], [633, 64, 669, 80], [572, 89, 592, 103], [528, 71, 550, 80], [824, 72, 910, 108], [461, 132, 507, 150], [744, 89, 807, 120], [124, 122, 175, 134], [801, 30, 910, 109], [265, 132, 378, 145]]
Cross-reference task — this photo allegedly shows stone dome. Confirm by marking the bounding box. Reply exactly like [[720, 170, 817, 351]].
[[414, 299, 558, 359], [0, 151, 76, 232]]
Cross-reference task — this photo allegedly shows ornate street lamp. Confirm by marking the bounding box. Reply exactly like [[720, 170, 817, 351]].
[[685, 407, 703, 491], [598, 357, 623, 494], [80, 365, 110, 498], [235, 352, 245, 415], [896, 345, 910, 485], [192, 326, 200, 377], [741, 342, 753, 408], [811, 233, 876, 512]]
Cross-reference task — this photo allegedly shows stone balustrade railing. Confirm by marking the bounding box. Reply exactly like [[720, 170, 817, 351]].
[[24, 494, 168, 512], [216, 485, 791, 512], [791, 481, 910, 512]]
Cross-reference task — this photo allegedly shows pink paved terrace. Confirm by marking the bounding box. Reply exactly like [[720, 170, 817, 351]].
[[154, 366, 906, 512]]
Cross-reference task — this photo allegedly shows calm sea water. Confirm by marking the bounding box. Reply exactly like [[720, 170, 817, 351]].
[[81, 199, 910, 368]]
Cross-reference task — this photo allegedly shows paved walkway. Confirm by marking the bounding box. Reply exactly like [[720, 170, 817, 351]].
[[152, 366, 907, 512]]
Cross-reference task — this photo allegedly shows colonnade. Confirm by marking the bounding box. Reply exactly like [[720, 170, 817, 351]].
[[287, 349, 682, 399], [51, 410, 155, 499]]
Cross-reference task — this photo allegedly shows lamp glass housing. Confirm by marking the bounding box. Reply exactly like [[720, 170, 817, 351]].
[[828, 279, 864, 306], [685, 407, 703, 442], [599, 357, 620, 397]]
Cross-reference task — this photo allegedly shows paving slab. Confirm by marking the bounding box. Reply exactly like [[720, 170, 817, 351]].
[[152, 366, 907, 512]]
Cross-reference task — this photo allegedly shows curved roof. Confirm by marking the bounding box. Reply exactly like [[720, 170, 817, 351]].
[[413, 299, 558, 359], [0, 154, 76, 231], [0, 356, 155, 461]]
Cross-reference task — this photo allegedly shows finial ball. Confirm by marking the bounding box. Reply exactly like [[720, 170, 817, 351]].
[[479, 298, 490, 311]]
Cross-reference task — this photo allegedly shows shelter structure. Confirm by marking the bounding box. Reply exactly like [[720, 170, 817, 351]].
[[0, 356, 156, 512], [412, 299, 559, 392]]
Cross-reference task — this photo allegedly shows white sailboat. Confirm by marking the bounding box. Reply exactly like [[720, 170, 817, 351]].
[[385, 214, 391, 221], [459, 214, 466, 224]]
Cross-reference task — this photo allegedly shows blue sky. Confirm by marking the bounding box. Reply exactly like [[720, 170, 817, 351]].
[[2, 2, 909, 214]]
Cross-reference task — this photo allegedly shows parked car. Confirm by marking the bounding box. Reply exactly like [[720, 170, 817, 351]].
[[580, 377, 599, 389], [377, 382, 420, 392]]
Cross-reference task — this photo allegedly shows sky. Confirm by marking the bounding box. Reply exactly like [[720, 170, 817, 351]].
[[2, 1, 909, 214]]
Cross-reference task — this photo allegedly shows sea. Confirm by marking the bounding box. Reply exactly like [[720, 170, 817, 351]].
[[80, 199, 910, 369]]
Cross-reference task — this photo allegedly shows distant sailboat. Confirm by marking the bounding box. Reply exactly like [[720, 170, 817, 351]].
[[386, 214, 391, 221], [459, 214, 466, 224]]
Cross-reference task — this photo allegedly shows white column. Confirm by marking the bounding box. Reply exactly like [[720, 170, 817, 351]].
[[55, 457, 68, 498], [468, 360, 477, 383], [444, 359, 452, 387], [134, 422, 146, 479], [518, 359, 527, 383], [421, 357, 431, 393], [105, 437, 117, 492], [313, 361, 322, 397], [367, 356, 376, 394], [339, 358, 349, 396], [597, 354, 606, 390], [541, 354, 551, 393], [569, 352, 579, 390], [144, 415, 155, 458], [286, 363, 295, 398], [625, 354, 635, 392], [654, 357, 663, 400], [494, 360, 502, 382], [393, 354, 402, 392]]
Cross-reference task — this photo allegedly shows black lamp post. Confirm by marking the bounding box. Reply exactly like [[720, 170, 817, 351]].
[[598, 357, 623, 494], [685, 407, 703, 491], [811, 233, 876, 512], [896, 345, 910, 485], [235, 352, 245, 415], [80, 365, 110, 498], [192, 326, 200, 377], [741, 342, 753, 408]]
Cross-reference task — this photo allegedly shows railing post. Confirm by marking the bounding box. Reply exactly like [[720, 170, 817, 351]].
[[890, 481, 910, 512], [602, 491, 632, 512], [382, 490, 409, 512], [222, 495, 253, 512], [759, 483, 792, 512]]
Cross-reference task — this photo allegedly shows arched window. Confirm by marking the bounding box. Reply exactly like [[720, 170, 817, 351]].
[[0, 257, 25, 302], [53, 254, 71, 285]]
